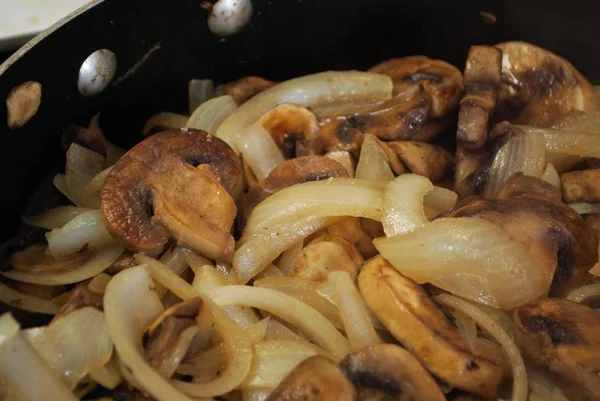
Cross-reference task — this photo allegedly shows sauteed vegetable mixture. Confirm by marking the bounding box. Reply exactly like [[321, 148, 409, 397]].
[[2, 41, 600, 401]]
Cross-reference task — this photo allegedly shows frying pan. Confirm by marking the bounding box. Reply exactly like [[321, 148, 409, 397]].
[[0, 0, 600, 254]]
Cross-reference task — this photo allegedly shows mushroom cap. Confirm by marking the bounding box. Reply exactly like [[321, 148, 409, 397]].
[[215, 76, 275, 105], [266, 355, 357, 401], [340, 343, 445, 401], [560, 168, 600, 203], [259, 103, 319, 158], [497, 173, 562, 202], [100, 129, 241, 259], [495, 41, 600, 126], [384, 141, 453, 182], [513, 298, 600, 401]]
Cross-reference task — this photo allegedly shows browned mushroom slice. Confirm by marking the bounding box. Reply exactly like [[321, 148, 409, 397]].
[[495, 42, 600, 126], [259, 104, 319, 158], [561, 168, 600, 203], [358, 256, 504, 398], [497, 173, 562, 202], [6, 81, 42, 129], [266, 355, 357, 401], [448, 195, 598, 295], [291, 235, 364, 282], [106, 253, 138, 275], [214, 76, 275, 105], [308, 217, 377, 258], [384, 141, 453, 182], [316, 116, 364, 155], [52, 283, 104, 322], [455, 146, 490, 197], [340, 344, 446, 401], [457, 46, 502, 150], [100, 129, 241, 260], [513, 298, 600, 401]]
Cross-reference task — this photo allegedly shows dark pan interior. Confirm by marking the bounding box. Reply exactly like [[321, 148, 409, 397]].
[[0, 0, 600, 245]]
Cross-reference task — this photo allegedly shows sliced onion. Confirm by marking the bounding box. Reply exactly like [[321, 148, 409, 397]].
[[25, 307, 113, 390], [484, 132, 546, 199], [3, 246, 123, 285], [88, 166, 113, 197], [141, 112, 189, 136], [89, 354, 123, 389], [134, 255, 253, 398], [209, 285, 350, 360], [435, 294, 527, 401], [216, 71, 393, 152], [186, 95, 237, 134], [454, 310, 477, 351], [328, 271, 380, 349], [382, 174, 433, 236], [87, 273, 111, 295], [325, 150, 355, 177], [568, 202, 600, 214], [188, 79, 215, 114], [0, 313, 78, 401], [355, 134, 394, 182], [23, 206, 93, 230], [254, 276, 344, 330], [255, 264, 284, 279], [550, 110, 600, 133], [242, 389, 272, 401], [177, 344, 225, 380], [157, 325, 200, 379], [0, 281, 59, 314], [65, 143, 105, 208], [46, 210, 116, 258], [238, 123, 285, 180], [517, 125, 600, 159], [276, 241, 303, 276], [53, 173, 76, 204], [88, 112, 126, 165], [526, 363, 569, 401], [374, 218, 547, 310], [240, 341, 325, 389], [566, 283, 600, 303], [541, 163, 561, 189], [265, 318, 307, 342], [423, 186, 458, 219]]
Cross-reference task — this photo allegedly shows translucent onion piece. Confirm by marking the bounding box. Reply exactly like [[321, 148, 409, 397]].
[[209, 285, 350, 360], [53, 173, 76, 204], [328, 271, 380, 349], [541, 163, 561, 189], [242, 389, 272, 401], [88, 273, 112, 295], [0, 281, 59, 314], [355, 134, 394, 182], [88, 166, 113, 197], [374, 218, 547, 310], [216, 71, 393, 152], [177, 344, 225, 380], [0, 313, 78, 401], [88, 112, 126, 165], [135, 255, 253, 398], [265, 318, 307, 343], [46, 210, 117, 258], [188, 79, 215, 114], [550, 110, 600, 133], [324, 150, 356, 177], [157, 325, 199, 379], [569, 202, 600, 215], [23, 206, 93, 230], [3, 246, 123, 285], [527, 363, 569, 401], [382, 174, 433, 236], [484, 133, 546, 199], [65, 143, 105, 208], [454, 310, 477, 351], [277, 241, 303, 276], [253, 277, 344, 330], [234, 216, 341, 284], [141, 112, 189, 136], [423, 186, 458, 219], [517, 125, 600, 159], [89, 354, 123, 389], [238, 123, 285, 180], [186, 95, 237, 134], [436, 294, 527, 401], [104, 266, 199, 401], [240, 341, 325, 389], [26, 307, 113, 390], [254, 264, 284, 279], [566, 283, 600, 303]]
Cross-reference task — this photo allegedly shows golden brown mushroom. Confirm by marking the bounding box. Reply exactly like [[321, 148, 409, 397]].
[[214, 76, 275, 105], [513, 298, 600, 401], [266, 355, 357, 401], [259, 104, 319, 158], [497, 173, 562, 202], [52, 284, 103, 322], [6, 81, 42, 129], [340, 344, 446, 401], [448, 195, 598, 296], [307, 217, 377, 258], [291, 235, 364, 282], [560, 168, 600, 203], [383, 141, 453, 182], [358, 256, 504, 398], [100, 129, 241, 260], [316, 116, 364, 156]]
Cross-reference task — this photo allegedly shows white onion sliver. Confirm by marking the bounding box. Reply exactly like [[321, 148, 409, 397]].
[[65, 143, 105, 209], [541, 163, 560, 189], [423, 186, 458, 219], [188, 79, 215, 114], [435, 294, 527, 401], [238, 123, 285, 180], [566, 283, 600, 303], [216, 71, 393, 152], [89, 354, 123, 390], [277, 241, 303, 276], [382, 174, 433, 236], [46, 210, 116, 258], [53, 173, 76, 204], [518, 125, 600, 159], [3, 246, 123, 285], [141, 112, 189, 135], [355, 134, 394, 182], [186, 95, 237, 134], [0, 282, 59, 314], [568, 202, 600, 215], [23, 206, 93, 230], [374, 218, 547, 310], [88, 166, 113, 196]]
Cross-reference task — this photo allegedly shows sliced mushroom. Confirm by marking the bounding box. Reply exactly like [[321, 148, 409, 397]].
[[266, 355, 356, 401], [457, 46, 502, 150], [215, 76, 275, 105], [324, 150, 356, 177], [448, 195, 598, 295], [455, 146, 490, 197], [259, 104, 319, 158], [100, 129, 241, 260], [52, 283, 104, 322], [308, 217, 377, 258], [561, 168, 600, 203], [340, 343, 446, 401], [358, 256, 504, 398], [6, 81, 42, 129], [495, 42, 600, 126], [383, 141, 453, 182], [513, 298, 600, 401], [497, 173, 562, 202], [291, 235, 364, 282], [316, 116, 364, 156]]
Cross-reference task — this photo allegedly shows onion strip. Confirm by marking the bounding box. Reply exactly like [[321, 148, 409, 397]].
[[382, 174, 433, 236], [355, 134, 394, 182], [566, 283, 600, 303], [517, 125, 600, 158], [238, 123, 285, 180], [0, 281, 59, 314], [186, 95, 237, 134], [23, 206, 93, 230]]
